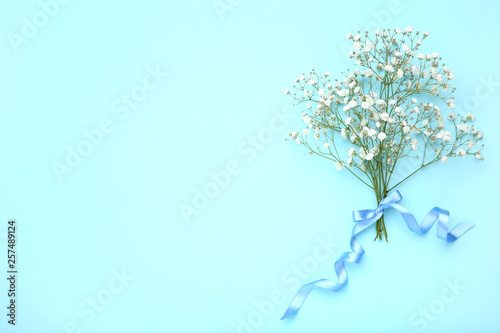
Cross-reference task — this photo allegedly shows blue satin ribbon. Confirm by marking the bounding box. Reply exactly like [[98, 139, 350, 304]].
[[280, 190, 474, 320]]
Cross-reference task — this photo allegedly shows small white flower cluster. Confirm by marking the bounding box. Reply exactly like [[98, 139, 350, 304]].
[[285, 28, 484, 186]]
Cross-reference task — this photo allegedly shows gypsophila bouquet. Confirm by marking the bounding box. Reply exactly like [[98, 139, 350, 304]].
[[285, 27, 484, 241]]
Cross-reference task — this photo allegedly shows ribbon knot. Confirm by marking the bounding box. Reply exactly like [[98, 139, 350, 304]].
[[280, 190, 474, 320]]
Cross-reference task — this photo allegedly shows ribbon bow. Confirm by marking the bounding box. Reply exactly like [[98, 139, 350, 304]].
[[281, 190, 474, 320]]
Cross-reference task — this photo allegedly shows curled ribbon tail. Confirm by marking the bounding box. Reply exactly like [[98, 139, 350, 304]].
[[280, 209, 382, 320]]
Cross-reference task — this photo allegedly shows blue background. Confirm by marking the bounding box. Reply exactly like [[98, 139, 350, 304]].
[[0, 0, 499, 332]]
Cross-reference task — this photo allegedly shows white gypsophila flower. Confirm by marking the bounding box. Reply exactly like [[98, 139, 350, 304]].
[[358, 127, 368, 139], [335, 161, 344, 171], [324, 72, 330, 77], [306, 104, 312, 109], [296, 138, 301, 144], [341, 128, 347, 139], [397, 69, 404, 79], [378, 132, 387, 141], [385, 64, 394, 72], [346, 157, 354, 167], [411, 98, 417, 104], [353, 35, 361, 41], [417, 53, 425, 60], [318, 89, 325, 96], [466, 113, 475, 121], [457, 149, 467, 157], [345, 117, 352, 124], [365, 153, 374, 160], [447, 100, 455, 108], [364, 42, 374, 52], [457, 123, 470, 133], [430, 67, 437, 78], [441, 155, 448, 163], [309, 79, 317, 86], [436, 130, 452, 142], [477, 131, 483, 139], [323, 142, 330, 149], [380, 113, 389, 122], [411, 139, 418, 150], [447, 113, 456, 120], [337, 89, 349, 97], [347, 148, 356, 156], [285, 89, 290, 95], [346, 33, 353, 39], [467, 141, 474, 149], [395, 107, 405, 117], [403, 125, 411, 134], [302, 129, 310, 135], [353, 42, 361, 50], [475, 151, 482, 159], [359, 147, 367, 159]]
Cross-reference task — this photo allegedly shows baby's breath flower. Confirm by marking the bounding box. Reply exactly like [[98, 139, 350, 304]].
[[466, 113, 475, 121], [457, 124, 470, 133]]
